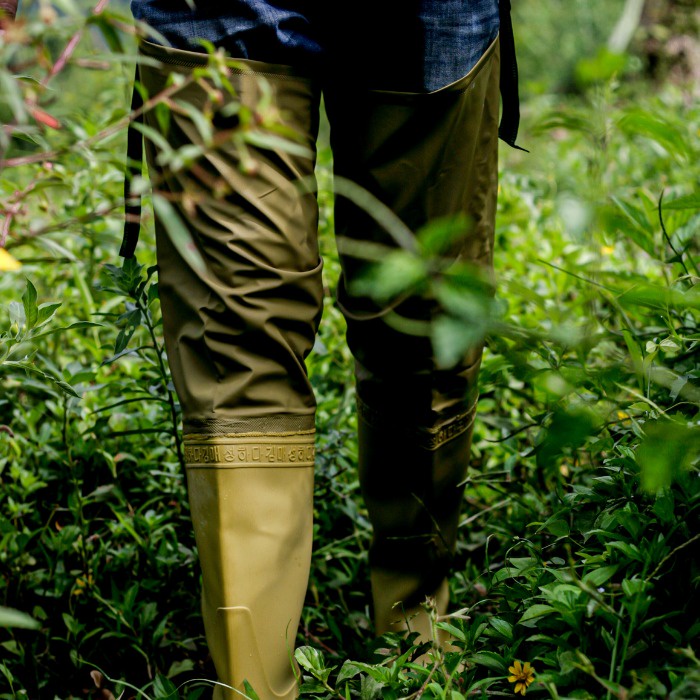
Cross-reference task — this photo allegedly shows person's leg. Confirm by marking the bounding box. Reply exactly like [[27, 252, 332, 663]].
[[135, 41, 322, 699], [324, 36, 501, 646]]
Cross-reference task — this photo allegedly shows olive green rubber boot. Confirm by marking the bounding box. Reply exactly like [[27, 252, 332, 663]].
[[185, 433, 315, 700], [357, 406, 477, 649], [325, 39, 501, 648], [135, 42, 323, 700], [371, 572, 450, 645]]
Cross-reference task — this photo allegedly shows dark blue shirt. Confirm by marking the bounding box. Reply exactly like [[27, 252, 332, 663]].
[[131, 0, 500, 92]]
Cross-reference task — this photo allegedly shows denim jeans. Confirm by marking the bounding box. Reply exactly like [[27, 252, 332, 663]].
[[130, 0, 500, 92]]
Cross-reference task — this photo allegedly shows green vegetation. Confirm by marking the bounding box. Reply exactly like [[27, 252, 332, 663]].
[[1, 1, 698, 698]]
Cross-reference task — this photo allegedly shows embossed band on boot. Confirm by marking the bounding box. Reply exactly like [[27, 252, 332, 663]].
[[184, 431, 316, 468], [184, 431, 315, 700]]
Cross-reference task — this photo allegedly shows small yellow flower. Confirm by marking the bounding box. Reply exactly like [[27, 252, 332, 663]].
[[508, 660, 535, 696], [601, 245, 614, 256], [0, 248, 21, 271], [73, 573, 94, 596], [617, 410, 630, 421]]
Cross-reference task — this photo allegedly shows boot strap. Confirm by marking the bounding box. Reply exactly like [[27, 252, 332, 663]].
[[498, 0, 527, 152], [120, 64, 144, 259]]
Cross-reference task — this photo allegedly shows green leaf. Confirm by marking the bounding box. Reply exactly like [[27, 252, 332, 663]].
[[31, 321, 102, 340], [242, 680, 260, 700], [6, 341, 35, 361], [582, 566, 618, 589], [652, 491, 675, 525], [558, 650, 579, 675], [431, 314, 483, 369], [518, 604, 556, 627], [351, 251, 426, 303], [417, 214, 472, 256], [359, 674, 384, 700], [610, 196, 655, 256], [536, 406, 602, 470], [35, 301, 61, 328], [575, 48, 627, 86], [152, 674, 178, 699], [294, 646, 325, 673], [337, 661, 365, 684], [8, 300, 24, 328], [618, 110, 692, 161], [22, 279, 38, 331], [471, 651, 507, 672], [637, 421, 700, 492], [621, 578, 647, 598], [607, 541, 643, 562], [0, 606, 40, 630], [489, 617, 514, 642], [87, 13, 125, 53], [245, 130, 313, 159], [622, 329, 644, 391], [536, 514, 570, 538], [662, 192, 700, 211], [103, 258, 145, 297], [152, 195, 207, 275]]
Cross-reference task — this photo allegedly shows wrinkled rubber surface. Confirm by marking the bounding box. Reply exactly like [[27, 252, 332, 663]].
[[139, 40, 323, 436]]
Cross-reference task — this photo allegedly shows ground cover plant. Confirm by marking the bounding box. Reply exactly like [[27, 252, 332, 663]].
[[1, 1, 699, 698]]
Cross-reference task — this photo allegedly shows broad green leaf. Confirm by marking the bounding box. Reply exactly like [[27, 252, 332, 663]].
[[518, 604, 556, 627], [607, 541, 643, 562], [489, 617, 514, 641], [152, 674, 178, 699], [351, 251, 426, 303], [22, 279, 38, 331], [618, 110, 691, 161], [431, 314, 482, 369], [35, 302, 62, 328], [294, 646, 325, 673], [662, 193, 700, 210], [610, 195, 655, 256], [166, 659, 195, 679], [359, 674, 384, 700], [0, 607, 40, 630], [337, 661, 366, 684], [152, 194, 207, 275], [582, 566, 618, 588], [471, 651, 507, 672], [417, 214, 472, 256], [637, 421, 700, 492]]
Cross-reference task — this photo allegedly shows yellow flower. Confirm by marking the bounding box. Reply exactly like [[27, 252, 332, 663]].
[[73, 573, 94, 596], [0, 248, 21, 271], [508, 660, 535, 696], [600, 245, 614, 256]]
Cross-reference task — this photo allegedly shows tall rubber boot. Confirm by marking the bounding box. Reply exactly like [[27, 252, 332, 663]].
[[325, 37, 501, 645], [358, 396, 478, 647], [185, 435, 315, 700], [133, 41, 323, 699]]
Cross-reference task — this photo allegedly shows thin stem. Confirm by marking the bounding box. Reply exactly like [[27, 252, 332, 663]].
[[135, 294, 184, 469]]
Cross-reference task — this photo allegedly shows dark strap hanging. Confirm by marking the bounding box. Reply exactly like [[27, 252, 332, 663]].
[[120, 65, 144, 259], [498, 0, 527, 151]]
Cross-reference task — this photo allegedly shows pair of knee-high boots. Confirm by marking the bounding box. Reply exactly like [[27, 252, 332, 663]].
[[130, 36, 500, 700]]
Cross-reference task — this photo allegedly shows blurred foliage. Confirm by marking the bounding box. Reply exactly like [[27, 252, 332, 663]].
[[1, 1, 699, 699]]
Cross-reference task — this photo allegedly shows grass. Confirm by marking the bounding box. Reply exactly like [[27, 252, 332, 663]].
[[1, 2, 699, 698]]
